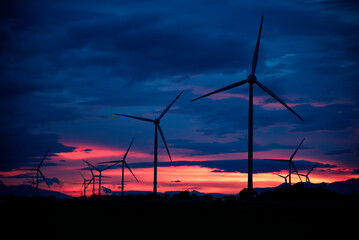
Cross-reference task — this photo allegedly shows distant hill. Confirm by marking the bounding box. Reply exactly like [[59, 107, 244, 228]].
[[0, 181, 71, 198], [255, 178, 359, 195], [318, 178, 359, 195]]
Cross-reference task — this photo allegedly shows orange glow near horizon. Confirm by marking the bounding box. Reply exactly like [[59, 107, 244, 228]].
[[2, 141, 358, 197]]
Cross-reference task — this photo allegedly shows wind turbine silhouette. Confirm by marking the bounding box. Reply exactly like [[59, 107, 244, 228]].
[[99, 137, 139, 197], [83, 160, 96, 195], [274, 172, 294, 185], [265, 138, 305, 185], [79, 172, 90, 197], [299, 164, 316, 183], [191, 16, 304, 191], [115, 90, 184, 196], [83, 160, 116, 195], [22, 149, 50, 195]]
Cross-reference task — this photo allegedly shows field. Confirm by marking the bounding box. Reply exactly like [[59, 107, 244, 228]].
[[1, 195, 357, 238]]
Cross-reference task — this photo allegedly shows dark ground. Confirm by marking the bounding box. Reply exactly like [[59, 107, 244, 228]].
[[1, 195, 357, 238]]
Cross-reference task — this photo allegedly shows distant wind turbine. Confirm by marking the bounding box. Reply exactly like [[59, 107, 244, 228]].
[[83, 160, 116, 195], [115, 90, 184, 196], [265, 138, 305, 185], [99, 137, 139, 197], [299, 164, 317, 183], [22, 149, 51, 195], [191, 16, 304, 191], [84, 160, 96, 195], [79, 172, 90, 197], [274, 172, 294, 185]]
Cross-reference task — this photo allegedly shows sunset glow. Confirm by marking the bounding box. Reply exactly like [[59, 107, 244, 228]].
[[1, 0, 358, 198]]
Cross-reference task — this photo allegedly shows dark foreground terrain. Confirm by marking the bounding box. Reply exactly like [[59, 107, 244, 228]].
[[1, 194, 358, 238]]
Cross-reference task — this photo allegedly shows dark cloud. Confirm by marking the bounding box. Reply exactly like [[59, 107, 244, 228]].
[[0, 126, 76, 170], [323, 149, 354, 156], [291, 103, 359, 133], [171, 180, 181, 183], [171, 138, 313, 156], [41, 177, 60, 186]]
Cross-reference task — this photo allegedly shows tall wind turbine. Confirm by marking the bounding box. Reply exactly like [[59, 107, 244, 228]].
[[22, 149, 51, 195], [100, 137, 139, 197], [83, 160, 116, 195], [115, 90, 184, 195], [191, 16, 304, 191], [265, 138, 305, 185]]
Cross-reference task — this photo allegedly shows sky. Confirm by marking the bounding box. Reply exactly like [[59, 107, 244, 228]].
[[1, 0, 359, 197]]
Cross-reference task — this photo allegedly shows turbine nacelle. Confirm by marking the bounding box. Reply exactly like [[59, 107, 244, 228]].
[[247, 74, 257, 83]]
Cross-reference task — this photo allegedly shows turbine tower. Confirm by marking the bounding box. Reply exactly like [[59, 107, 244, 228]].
[[115, 90, 184, 196], [22, 149, 51, 195], [100, 137, 139, 197], [191, 16, 303, 191], [265, 138, 305, 185]]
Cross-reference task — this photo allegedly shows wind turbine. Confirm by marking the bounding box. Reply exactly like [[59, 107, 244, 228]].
[[22, 149, 50, 195], [83, 160, 96, 196], [79, 172, 91, 197], [274, 171, 294, 185], [99, 137, 139, 197], [191, 16, 304, 191], [265, 138, 305, 185], [299, 164, 316, 183], [83, 160, 116, 195], [115, 90, 184, 196]]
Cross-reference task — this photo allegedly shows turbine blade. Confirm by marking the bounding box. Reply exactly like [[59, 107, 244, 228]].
[[289, 138, 305, 161], [274, 173, 286, 179], [79, 172, 85, 180], [83, 160, 99, 172], [124, 162, 139, 183], [115, 114, 154, 123], [98, 160, 123, 164], [290, 162, 302, 182], [157, 125, 172, 161], [255, 81, 304, 122], [87, 177, 94, 187], [251, 15, 264, 75], [123, 137, 135, 161], [38, 170, 50, 188], [102, 163, 118, 171], [307, 164, 317, 175], [191, 80, 248, 102], [38, 149, 49, 169], [158, 90, 184, 120]]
